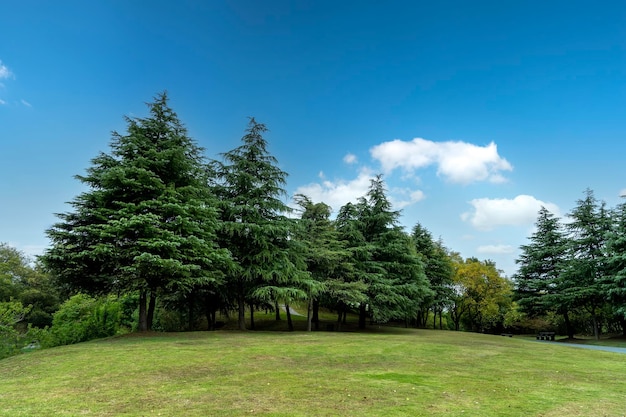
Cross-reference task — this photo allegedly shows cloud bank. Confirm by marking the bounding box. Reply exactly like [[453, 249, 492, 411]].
[[370, 138, 512, 184], [461, 195, 561, 231]]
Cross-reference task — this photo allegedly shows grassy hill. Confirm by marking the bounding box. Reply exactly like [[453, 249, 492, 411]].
[[1, 328, 625, 416]]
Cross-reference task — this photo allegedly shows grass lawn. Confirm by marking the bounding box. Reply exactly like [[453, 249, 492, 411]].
[[1, 328, 626, 416]]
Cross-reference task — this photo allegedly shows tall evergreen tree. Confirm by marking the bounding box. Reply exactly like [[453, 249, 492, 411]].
[[293, 195, 365, 331], [209, 118, 311, 330], [43, 93, 229, 331], [513, 207, 573, 337], [411, 224, 454, 329], [604, 199, 626, 334], [562, 189, 611, 339], [338, 176, 431, 329]]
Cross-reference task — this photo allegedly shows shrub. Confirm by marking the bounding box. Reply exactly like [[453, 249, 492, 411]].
[[49, 294, 122, 346], [0, 300, 32, 359]]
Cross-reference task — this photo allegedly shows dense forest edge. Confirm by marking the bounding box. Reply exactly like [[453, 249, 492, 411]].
[[3, 92, 626, 359]]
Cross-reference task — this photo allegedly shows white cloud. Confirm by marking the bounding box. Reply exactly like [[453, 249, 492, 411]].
[[20, 99, 31, 107], [0, 98, 5, 105], [343, 153, 358, 164], [476, 244, 516, 255], [370, 138, 512, 184], [293, 168, 375, 213], [620, 188, 626, 197], [392, 189, 425, 209], [0, 61, 12, 79], [461, 195, 561, 231]]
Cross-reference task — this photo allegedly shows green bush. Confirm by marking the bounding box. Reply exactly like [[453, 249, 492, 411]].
[[49, 294, 122, 346]]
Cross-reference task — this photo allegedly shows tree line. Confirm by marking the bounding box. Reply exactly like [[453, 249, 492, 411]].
[[513, 189, 626, 339], [6, 92, 585, 357]]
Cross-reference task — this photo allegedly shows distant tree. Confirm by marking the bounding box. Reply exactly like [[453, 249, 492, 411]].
[[0, 300, 32, 359], [334, 202, 374, 328], [209, 118, 311, 330], [0, 244, 59, 328], [293, 195, 363, 331], [411, 224, 454, 329], [43, 93, 230, 331], [451, 258, 511, 332], [0, 243, 30, 302], [337, 176, 431, 329], [561, 189, 611, 340], [604, 199, 626, 334], [513, 207, 573, 337]]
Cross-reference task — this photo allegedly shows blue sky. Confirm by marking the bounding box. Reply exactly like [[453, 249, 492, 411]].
[[2, 0, 625, 276]]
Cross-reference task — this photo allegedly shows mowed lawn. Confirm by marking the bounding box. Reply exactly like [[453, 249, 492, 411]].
[[1, 329, 625, 416]]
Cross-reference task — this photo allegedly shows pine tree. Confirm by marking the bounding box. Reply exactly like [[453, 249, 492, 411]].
[[294, 195, 365, 331], [338, 175, 431, 329], [44, 93, 229, 331], [513, 206, 573, 336], [411, 224, 454, 329], [209, 118, 311, 330], [562, 189, 611, 339], [604, 200, 626, 335]]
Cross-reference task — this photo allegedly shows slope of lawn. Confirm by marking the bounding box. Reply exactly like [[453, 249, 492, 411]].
[[1, 328, 625, 417]]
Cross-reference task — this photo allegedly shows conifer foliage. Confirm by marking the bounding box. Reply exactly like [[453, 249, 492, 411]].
[[43, 93, 230, 331], [209, 118, 311, 330]]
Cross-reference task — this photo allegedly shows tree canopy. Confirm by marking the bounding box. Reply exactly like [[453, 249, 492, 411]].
[[43, 93, 230, 331]]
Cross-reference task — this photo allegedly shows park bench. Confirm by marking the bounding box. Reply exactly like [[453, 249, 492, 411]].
[[500, 333, 513, 337], [536, 331, 556, 341]]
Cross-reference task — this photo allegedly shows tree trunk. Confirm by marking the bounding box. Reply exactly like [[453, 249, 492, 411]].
[[285, 303, 294, 331], [433, 308, 437, 329], [188, 290, 195, 331], [336, 303, 343, 331], [274, 300, 281, 321], [205, 303, 216, 331], [147, 290, 157, 331], [138, 290, 148, 332], [237, 290, 246, 331], [312, 299, 320, 330], [249, 303, 255, 330], [439, 310, 443, 330], [358, 303, 366, 330], [307, 297, 312, 332], [592, 312, 600, 340], [563, 310, 574, 339]]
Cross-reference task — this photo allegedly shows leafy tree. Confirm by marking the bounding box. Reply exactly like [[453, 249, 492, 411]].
[[513, 207, 573, 337], [43, 93, 229, 331], [209, 118, 311, 330], [0, 243, 30, 302], [0, 244, 59, 328], [0, 300, 32, 359], [450, 258, 511, 332], [562, 189, 610, 339]]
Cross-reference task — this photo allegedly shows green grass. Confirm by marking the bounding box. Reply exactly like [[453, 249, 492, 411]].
[[2, 329, 626, 416]]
